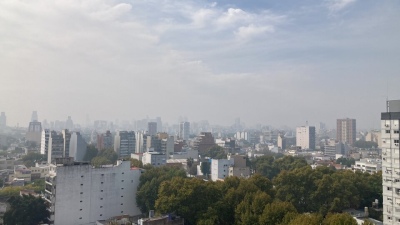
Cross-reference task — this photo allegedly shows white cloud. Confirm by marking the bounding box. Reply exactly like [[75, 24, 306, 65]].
[[328, 0, 357, 12], [235, 24, 274, 40]]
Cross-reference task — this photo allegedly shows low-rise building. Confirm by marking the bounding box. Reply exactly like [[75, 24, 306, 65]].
[[353, 158, 382, 174], [142, 152, 166, 167], [9, 165, 31, 182]]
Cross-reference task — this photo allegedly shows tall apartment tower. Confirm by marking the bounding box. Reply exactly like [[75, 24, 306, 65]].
[[148, 122, 157, 136], [296, 126, 316, 150], [0, 112, 6, 128], [179, 122, 190, 141], [69, 132, 87, 161], [337, 118, 357, 146], [382, 100, 400, 225], [40, 129, 50, 155], [48, 131, 65, 164], [114, 131, 136, 158]]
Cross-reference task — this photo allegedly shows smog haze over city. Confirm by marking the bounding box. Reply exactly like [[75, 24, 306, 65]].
[[1, 0, 400, 129]]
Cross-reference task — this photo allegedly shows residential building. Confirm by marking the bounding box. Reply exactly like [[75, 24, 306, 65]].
[[211, 158, 234, 181], [324, 142, 348, 159], [337, 118, 357, 146], [353, 158, 382, 174], [148, 122, 157, 136], [193, 132, 216, 155], [70, 132, 87, 162], [44, 159, 141, 225], [97, 131, 113, 150], [0, 157, 23, 170], [381, 100, 400, 225], [296, 126, 316, 150], [40, 129, 50, 155], [179, 122, 190, 141], [9, 165, 31, 182], [114, 131, 136, 158], [62, 129, 71, 158], [142, 152, 166, 167], [48, 131, 65, 164], [66, 116, 74, 130], [228, 155, 251, 178]]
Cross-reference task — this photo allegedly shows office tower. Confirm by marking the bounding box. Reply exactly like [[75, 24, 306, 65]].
[[26, 120, 42, 144], [337, 118, 357, 146], [69, 132, 87, 161], [179, 122, 190, 141], [148, 122, 157, 136], [296, 126, 316, 150], [44, 159, 141, 224], [48, 131, 64, 164], [0, 112, 6, 128], [66, 116, 74, 130], [31, 111, 38, 122], [114, 131, 136, 158], [40, 129, 50, 155], [382, 100, 400, 224], [97, 131, 113, 150]]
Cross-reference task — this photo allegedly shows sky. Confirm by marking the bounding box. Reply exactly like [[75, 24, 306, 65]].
[[1, 0, 399, 129]]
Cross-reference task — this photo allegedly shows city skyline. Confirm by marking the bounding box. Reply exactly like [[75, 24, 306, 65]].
[[1, 0, 399, 129]]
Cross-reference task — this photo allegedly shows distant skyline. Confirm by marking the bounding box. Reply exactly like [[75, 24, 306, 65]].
[[1, 0, 399, 129]]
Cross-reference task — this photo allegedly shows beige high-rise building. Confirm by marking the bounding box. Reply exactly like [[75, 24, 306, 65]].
[[337, 118, 356, 146], [296, 126, 316, 150]]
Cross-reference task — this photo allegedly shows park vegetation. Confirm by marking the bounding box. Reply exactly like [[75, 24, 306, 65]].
[[137, 155, 382, 225]]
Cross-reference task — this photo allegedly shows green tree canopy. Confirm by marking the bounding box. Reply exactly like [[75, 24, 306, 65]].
[[3, 195, 49, 225], [22, 152, 47, 167], [204, 146, 227, 159], [323, 213, 358, 225]]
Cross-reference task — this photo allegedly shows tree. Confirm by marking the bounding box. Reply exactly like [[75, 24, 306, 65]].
[[362, 219, 375, 225], [336, 157, 355, 167], [22, 152, 47, 167], [201, 161, 211, 176], [83, 144, 98, 162], [204, 146, 227, 159], [288, 213, 323, 225], [130, 158, 143, 168], [3, 195, 49, 225], [323, 213, 358, 225], [136, 166, 186, 213], [258, 201, 297, 225]]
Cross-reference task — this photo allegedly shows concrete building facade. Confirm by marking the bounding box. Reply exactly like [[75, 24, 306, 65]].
[[337, 118, 357, 146], [382, 100, 400, 225], [44, 160, 141, 225], [296, 126, 316, 150], [69, 132, 87, 162], [114, 131, 136, 158], [179, 122, 190, 141]]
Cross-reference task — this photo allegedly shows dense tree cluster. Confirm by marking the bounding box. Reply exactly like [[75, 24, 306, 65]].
[[82, 144, 118, 167], [203, 146, 227, 159], [22, 152, 47, 167], [3, 195, 49, 225], [336, 157, 356, 167], [137, 155, 382, 225]]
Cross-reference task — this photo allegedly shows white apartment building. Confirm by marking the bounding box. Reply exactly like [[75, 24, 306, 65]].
[[353, 158, 382, 174], [44, 159, 141, 225], [69, 132, 87, 162], [296, 126, 316, 150], [142, 152, 166, 167], [381, 100, 400, 225], [211, 158, 234, 181], [40, 129, 50, 155], [179, 122, 190, 141]]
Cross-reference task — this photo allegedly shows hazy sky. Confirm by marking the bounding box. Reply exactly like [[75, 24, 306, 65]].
[[1, 0, 399, 129]]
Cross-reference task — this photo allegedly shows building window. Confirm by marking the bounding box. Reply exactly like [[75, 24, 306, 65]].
[[121, 180, 124, 182], [121, 211, 124, 213], [80, 200, 82, 203], [79, 217, 82, 219], [101, 190, 103, 192], [101, 182, 103, 184], [101, 174, 104, 176], [121, 203, 123, 205], [100, 206, 103, 208], [387, 130, 391, 133], [80, 192, 83, 194], [80, 209, 82, 211], [395, 130, 400, 134], [81, 184, 83, 186], [100, 198, 103, 200], [122, 172, 124, 174], [121, 196, 123, 198], [81, 175, 84, 178], [100, 214, 102, 216], [395, 140, 400, 144], [121, 188, 124, 190]]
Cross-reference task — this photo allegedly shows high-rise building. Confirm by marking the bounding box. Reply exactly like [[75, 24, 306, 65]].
[[193, 132, 216, 154], [179, 122, 190, 141], [114, 131, 136, 158], [296, 126, 316, 150], [69, 132, 87, 161], [26, 121, 42, 145], [337, 118, 357, 146], [148, 122, 157, 136], [97, 131, 113, 150], [382, 100, 400, 225], [66, 116, 74, 130], [62, 129, 71, 158], [48, 131, 65, 164], [40, 129, 50, 155], [0, 112, 6, 128], [31, 111, 38, 122], [44, 159, 141, 224]]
